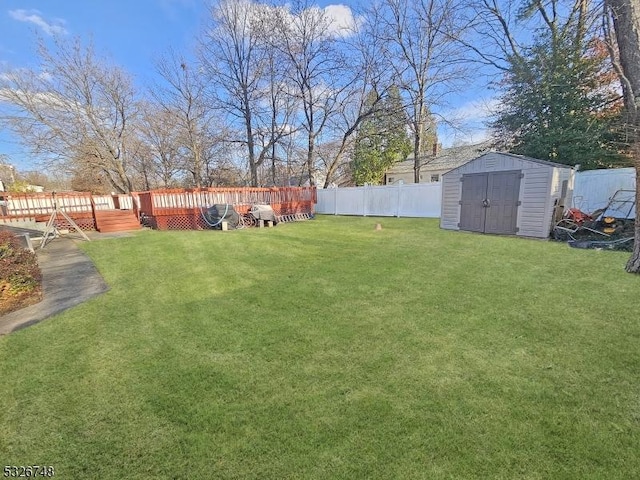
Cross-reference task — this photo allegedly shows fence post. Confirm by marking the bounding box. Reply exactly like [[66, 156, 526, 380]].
[[131, 193, 139, 219], [89, 194, 98, 230], [363, 184, 368, 217], [334, 187, 338, 215], [396, 181, 403, 218]]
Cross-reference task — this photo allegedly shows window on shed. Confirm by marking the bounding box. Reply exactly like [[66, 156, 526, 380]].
[[430, 174, 440, 182], [388, 177, 394, 184]]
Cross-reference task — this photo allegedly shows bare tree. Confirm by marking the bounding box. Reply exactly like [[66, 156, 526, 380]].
[[151, 51, 215, 187], [316, 12, 400, 188], [463, 0, 598, 71], [135, 102, 185, 188], [271, 0, 355, 186], [605, 0, 640, 273], [372, 0, 468, 183], [262, 46, 299, 186], [199, 0, 293, 187], [0, 37, 138, 192]]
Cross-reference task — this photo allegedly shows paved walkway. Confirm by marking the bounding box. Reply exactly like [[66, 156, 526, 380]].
[[0, 237, 109, 335]]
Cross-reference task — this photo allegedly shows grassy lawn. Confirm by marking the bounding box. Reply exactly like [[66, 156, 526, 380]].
[[1, 216, 639, 479]]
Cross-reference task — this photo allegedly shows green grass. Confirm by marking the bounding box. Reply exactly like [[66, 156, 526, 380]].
[[1, 216, 639, 479]]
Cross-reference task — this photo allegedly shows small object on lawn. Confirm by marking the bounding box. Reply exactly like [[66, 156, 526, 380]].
[[266, 220, 273, 228], [375, 223, 382, 231], [202, 203, 240, 229], [250, 204, 278, 225], [22, 233, 34, 253]]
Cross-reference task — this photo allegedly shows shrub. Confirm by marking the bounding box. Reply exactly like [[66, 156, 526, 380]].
[[0, 230, 42, 296]]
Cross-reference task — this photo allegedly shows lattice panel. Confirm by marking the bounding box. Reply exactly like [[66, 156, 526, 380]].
[[53, 214, 96, 231], [156, 214, 206, 230], [151, 207, 314, 230]]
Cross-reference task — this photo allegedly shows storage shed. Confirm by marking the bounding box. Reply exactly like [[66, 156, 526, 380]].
[[440, 152, 574, 238]]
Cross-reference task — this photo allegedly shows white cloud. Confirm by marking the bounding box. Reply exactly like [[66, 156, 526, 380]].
[[446, 98, 502, 123], [0, 87, 65, 109], [437, 97, 502, 147], [323, 4, 361, 37], [271, 3, 360, 39], [8, 9, 68, 36]]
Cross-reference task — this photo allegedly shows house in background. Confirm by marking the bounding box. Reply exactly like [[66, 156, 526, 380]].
[[0, 163, 17, 192], [0, 163, 44, 193], [383, 141, 492, 185]]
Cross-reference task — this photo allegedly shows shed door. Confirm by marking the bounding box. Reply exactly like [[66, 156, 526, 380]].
[[459, 173, 488, 232], [459, 171, 521, 235]]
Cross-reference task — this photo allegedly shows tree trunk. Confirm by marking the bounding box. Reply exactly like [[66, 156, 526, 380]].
[[413, 133, 421, 184], [307, 130, 316, 187], [246, 124, 258, 187], [243, 94, 259, 186], [607, 0, 640, 273], [626, 216, 640, 272], [271, 141, 277, 186], [625, 154, 640, 273]]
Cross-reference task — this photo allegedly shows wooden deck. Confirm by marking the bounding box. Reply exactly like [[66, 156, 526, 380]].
[[137, 187, 316, 230], [1, 187, 316, 232], [94, 210, 141, 233]]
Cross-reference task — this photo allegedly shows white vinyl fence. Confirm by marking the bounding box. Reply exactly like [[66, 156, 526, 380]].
[[317, 168, 637, 219], [316, 182, 442, 218]]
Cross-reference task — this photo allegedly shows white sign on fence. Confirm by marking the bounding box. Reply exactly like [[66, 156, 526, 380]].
[[316, 182, 442, 218]]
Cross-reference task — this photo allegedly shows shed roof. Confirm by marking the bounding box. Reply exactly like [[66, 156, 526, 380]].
[[444, 151, 574, 176], [386, 141, 493, 175]]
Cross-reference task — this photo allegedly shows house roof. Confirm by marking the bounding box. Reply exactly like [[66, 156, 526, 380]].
[[386, 141, 493, 175]]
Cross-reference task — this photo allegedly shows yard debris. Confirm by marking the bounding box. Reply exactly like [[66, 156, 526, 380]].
[[551, 189, 635, 251], [568, 237, 634, 250]]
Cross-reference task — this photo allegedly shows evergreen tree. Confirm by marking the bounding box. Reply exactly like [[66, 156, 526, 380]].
[[492, 36, 624, 169], [351, 87, 411, 185], [417, 105, 438, 156]]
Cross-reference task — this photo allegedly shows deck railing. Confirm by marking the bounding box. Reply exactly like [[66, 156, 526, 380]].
[[1, 187, 315, 230], [0, 192, 94, 217], [137, 187, 316, 217]]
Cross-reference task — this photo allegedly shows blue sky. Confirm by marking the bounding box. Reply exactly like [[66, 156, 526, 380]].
[[0, 0, 494, 171], [1, 0, 204, 170], [1, 0, 203, 81]]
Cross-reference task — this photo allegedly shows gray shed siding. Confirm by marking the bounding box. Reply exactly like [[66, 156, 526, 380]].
[[440, 152, 573, 238]]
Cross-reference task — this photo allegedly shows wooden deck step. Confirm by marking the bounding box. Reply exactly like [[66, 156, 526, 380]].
[[94, 210, 141, 233]]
